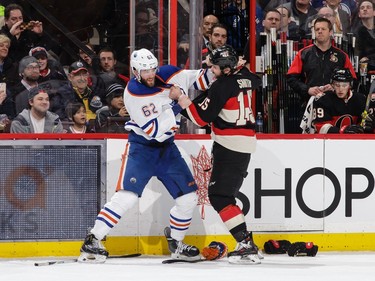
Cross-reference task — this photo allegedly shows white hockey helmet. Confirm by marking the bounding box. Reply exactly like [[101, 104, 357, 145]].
[[130, 48, 158, 81]]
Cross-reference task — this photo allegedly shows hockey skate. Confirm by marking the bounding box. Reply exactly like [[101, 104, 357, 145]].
[[228, 233, 261, 265], [248, 231, 264, 260], [164, 227, 201, 261], [78, 233, 109, 263]]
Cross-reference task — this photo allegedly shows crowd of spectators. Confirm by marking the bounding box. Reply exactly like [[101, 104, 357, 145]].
[[237, 0, 375, 133], [254, 0, 375, 64], [0, 3, 131, 134], [0, 1, 374, 134]]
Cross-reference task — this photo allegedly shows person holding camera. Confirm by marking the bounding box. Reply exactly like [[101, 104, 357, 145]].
[[0, 3, 50, 62]]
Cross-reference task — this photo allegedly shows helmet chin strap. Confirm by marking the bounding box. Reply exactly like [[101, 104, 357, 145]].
[[133, 69, 141, 82]]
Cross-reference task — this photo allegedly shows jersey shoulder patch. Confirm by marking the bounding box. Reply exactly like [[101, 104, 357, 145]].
[[156, 65, 183, 83]]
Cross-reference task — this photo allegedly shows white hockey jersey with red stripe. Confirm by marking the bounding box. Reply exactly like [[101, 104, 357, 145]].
[[124, 65, 213, 142]]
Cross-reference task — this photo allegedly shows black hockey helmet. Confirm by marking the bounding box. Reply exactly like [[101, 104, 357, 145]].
[[331, 68, 353, 84], [209, 44, 238, 72]]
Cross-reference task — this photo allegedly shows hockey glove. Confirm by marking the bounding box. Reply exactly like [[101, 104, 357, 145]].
[[264, 240, 291, 254], [362, 113, 375, 133], [287, 242, 318, 257], [202, 241, 228, 260], [342, 124, 364, 134]]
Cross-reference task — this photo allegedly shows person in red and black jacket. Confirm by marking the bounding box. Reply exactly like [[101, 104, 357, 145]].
[[312, 68, 366, 134], [287, 17, 356, 130], [172, 45, 263, 265]]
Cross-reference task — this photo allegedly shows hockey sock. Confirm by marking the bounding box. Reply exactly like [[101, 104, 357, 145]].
[[91, 190, 138, 240], [219, 204, 247, 241], [169, 192, 197, 241]]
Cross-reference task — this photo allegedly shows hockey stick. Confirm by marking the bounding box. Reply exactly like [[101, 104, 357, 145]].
[[34, 259, 77, 266], [162, 258, 205, 264], [361, 79, 375, 127], [34, 253, 142, 266]]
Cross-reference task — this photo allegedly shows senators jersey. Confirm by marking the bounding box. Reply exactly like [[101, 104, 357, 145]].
[[312, 90, 366, 134], [124, 65, 213, 142], [185, 67, 262, 153]]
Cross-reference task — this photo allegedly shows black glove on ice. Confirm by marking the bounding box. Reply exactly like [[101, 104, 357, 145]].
[[287, 242, 318, 257], [264, 240, 291, 254]]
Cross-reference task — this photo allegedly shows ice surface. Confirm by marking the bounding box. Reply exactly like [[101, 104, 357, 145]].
[[1, 252, 375, 281]]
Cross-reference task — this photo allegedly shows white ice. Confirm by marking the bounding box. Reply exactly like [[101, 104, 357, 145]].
[[1, 252, 375, 281]]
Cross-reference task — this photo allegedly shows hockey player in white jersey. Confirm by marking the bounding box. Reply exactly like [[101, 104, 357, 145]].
[[78, 48, 213, 263]]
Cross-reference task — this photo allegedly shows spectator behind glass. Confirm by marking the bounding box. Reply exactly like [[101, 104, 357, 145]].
[[0, 79, 14, 119], [304, 6, 336, 39], [325, 0, 351, 36], [65, 102, 88, 133], [354, 1, 375, 66], [243, 9, 281, 68], [10, 86, 63, 133], [0, 34, 18, 119], [282, 0, 318, 39], [65, 61, 103, 120], [276, 5, 300, 40], [316, 0, 359, 18], [135, 7, 159, 53], [262, 0, 291, 11], [78, 43, 95, 69], [11, 55, 39, 115], [0, 34, 19, 88], [178, 14, 219, 54], [1, 3, 51, 62], [29, 46, 67, 83], [97, 47, 129, 89], [78, 43, 106, 104], [222, 0, 248, 51], [185, 23, 228, 69], [95, 83, 128, 133]]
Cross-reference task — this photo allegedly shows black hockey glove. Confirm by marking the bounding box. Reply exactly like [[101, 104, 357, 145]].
[[343, 124, 364, 134], [287, 242, 318, 257], [264, 240, 291, 254], [362, 113, 375, 133]]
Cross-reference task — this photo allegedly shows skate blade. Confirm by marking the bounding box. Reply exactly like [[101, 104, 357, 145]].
[[171, 253, 202, 261], [77, 252, 107, 263], [228, 254, 261, 265], [257, 250, 265, 260]]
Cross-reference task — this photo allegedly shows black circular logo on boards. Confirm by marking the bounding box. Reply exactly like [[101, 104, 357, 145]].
[[296, 167, 341, 218]]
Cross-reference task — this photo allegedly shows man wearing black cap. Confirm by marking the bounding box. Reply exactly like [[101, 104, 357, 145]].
[[29, 46, 66, 83], [95, 83, 129, 133], [62, 61, 104, 120], [10, 86, 63, 133]]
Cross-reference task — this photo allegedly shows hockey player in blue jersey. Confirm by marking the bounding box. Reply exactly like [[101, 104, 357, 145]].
[[78, 48, 213, 263]]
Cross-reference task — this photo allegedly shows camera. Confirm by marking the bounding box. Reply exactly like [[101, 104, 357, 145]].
[[20, 22, 34, 30]]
